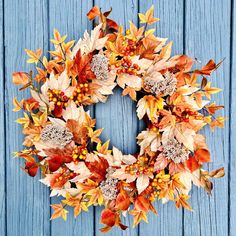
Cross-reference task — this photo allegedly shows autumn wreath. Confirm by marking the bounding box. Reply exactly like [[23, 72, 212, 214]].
[[13, 6, 225, 233]]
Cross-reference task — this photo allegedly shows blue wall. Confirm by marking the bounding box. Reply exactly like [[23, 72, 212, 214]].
[[0, 0, 235, 235]]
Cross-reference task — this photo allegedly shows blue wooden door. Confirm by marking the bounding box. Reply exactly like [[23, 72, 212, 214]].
[[0, 0, 235, 235]]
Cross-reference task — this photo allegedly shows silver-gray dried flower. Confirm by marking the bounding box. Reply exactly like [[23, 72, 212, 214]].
[[100, 167, 118, 201], [40, 124, 73, 148], [162, 138, 190, 163], [91, 54, 109, 80], [144, 72, 177, 96]]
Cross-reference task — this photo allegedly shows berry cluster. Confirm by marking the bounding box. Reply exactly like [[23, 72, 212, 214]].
[[148, 172, 170, 201], [47, 89, 69, 107], [125, 156, 154, 176], [70, 83, 89, 105], [72, 146, 88, 162], [116, 56, 140, 76]]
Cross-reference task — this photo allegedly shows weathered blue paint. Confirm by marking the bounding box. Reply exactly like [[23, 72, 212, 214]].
[[1, 0, 234, 236]]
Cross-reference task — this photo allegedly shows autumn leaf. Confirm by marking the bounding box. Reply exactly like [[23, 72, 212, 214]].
[[186, 156, 200, 172], [25, 48, 42, 64], [159, 41, 173, 60], [13, 97, 24, 112], [87, 188, 103, 206], [195, 59, 223, 76], [203, 82, 221, 98], [12, 72, 30, 86], [50, 29, 67, 45], [194, 149, 211, 164], [206, 103, 224, 115], [208, 167, 225, 178], [88, 128, 103, 143], [175, 194, 192, 211], [115, 191, 130, 211], [51, 204, 68, 221], [138, 5, 159, 25], [15, 112, 30, 128], [122, 87, 137, 101], [129, 209, 148, 227], [100, 208, 116, 227], [87, 6, 100, 20]]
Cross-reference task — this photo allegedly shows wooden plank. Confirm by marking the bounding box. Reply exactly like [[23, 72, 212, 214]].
[[47, 1, 95, 236], [0, 0, 6, 235], [229, 0, 236, 235], [138, 1, 184, 235], [4, 0, 50, 235], [93, 0, 139, 235], [183, 1, 231, 236]]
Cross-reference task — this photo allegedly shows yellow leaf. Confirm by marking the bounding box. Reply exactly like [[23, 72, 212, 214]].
[[50, 29, 67, 45], [138, 5, 159, 25], [160, 41, 173, 59], [25, 48, 42, 64], [13, 97, 24, 112], [15, 112, 30, 128], [50, 204, 68, 221]]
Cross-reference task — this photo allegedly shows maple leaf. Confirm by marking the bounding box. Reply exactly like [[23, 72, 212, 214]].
[[122, 87, 137, 101], [88, 128, 103, 143], [175, 194, 192, 211], [129, 209, 148, 227], [50, 29, 67, 45], [25, 48, 42, 64], [195, 59, 223, 76], [87, 188, 103, 206], [159, 41, 173, 60], [51, 204, 68, 221], [13, 97, 24, 112], [137, 95, 164, 121], [31, 111, 48, 127], [15, 112, 30, 128], [203, 82, 221, 98], [73, 50, 95, 83], [206, 103, 224, 114], [138, 5, 159, 25]]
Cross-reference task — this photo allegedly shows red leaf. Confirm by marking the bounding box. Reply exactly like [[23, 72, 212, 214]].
[[53, 104, 63, 117], [195, 60, 217, 75], [100, 209, 116, 227], [24, 161, 38, 177], [73, 50, 95, 83], [194, 149, 211, 164], [186, 156, 200, 172], [134, 195, 150, 212], [107, 18, 119, 31], [87, 6, 100, 20], [116, 191, 130, 211]]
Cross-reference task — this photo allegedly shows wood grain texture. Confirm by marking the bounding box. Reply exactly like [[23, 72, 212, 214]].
[[0, 0, 6, 235], [1, 0, 234, 236], [48, 1, 94, 236], [138, 1, 184, 235], [183, 1, 231, 236], [229, 0, 235, 235], [4, 1, 50, 235]]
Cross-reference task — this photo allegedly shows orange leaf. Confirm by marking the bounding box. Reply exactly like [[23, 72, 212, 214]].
[[135, 195, 150, 212], [194, 149, 211, 164], [100, 209, 116, 227], [186, 156, 200, 172], [87, 6, 100, 20], [12, 72, 29, 85], [116, 191, 130, 211]]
